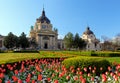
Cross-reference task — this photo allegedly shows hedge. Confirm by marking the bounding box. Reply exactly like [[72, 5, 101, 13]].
[[62, 57, 111, 75], [91, 52, 120, 57], [61, 51, 120, 57], [13, 50, 39, 53]]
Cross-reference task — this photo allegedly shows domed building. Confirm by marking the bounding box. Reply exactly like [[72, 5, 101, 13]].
[[81, 27, 101, 51], [29, 8, 64, 50]]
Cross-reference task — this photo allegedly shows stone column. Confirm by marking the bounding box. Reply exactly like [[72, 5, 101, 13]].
[[53, 37, 55, 49], [41, 36, 43, 49], [49, 36, 52, 49]]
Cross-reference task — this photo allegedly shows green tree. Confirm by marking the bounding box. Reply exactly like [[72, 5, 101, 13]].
[[19, 32, 29, 49], [14, 35, 20, 48], [73, 33, 80, 49], [78, 38, 86, 50], [4, 32, 18, 49], [64, 32, 74, 50], [29, 38, 37, 49]]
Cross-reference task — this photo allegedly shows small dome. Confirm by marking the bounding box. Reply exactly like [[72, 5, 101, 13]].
[[83, 27, 94, 35], [37, 9, 50, 24]]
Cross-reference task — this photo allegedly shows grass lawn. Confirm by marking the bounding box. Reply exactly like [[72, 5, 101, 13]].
[[105, 57, 120, 63], [0, 51, 120, 64], [0, 53, 41, 64]]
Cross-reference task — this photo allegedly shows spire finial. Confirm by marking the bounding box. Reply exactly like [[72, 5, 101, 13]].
[[86, 22, 90, 30], [43, 4, 44, 11], [42, 4, 45, 16]]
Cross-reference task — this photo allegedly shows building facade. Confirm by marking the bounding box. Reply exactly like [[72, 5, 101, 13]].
[[0, 35, 5, 50], [81, 27, 101, 51], [1, 9, 102, 51], [29, 9, 64, 50]]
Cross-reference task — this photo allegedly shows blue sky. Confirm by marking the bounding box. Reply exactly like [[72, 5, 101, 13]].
[[0, 0, 120, 41]]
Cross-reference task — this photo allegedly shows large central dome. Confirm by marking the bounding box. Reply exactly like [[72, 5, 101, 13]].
[[37, 9, 50, 24], [83, 27, 94, 35]]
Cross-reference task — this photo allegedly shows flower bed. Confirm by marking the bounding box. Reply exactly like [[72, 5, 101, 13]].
[[0, 58, 120, 83]]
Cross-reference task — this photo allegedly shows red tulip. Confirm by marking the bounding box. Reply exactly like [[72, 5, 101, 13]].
[[70, 66, 74, 70], [102, 74, 107, 82], [6, 80, 11, 83], [77, 67, 81, 71], [94, 67, 96, 70], [74, 76, 78, 81], [18, 79, 22, 83], [38, 74, 42, 81], [10, 67, 13, 71], [84, 67, 87, 72], [108, 66, 111, 71], [47, 77, 51, 82], [79, 71, 83, 75], [66, 75, 70, 80], [59, 73, 63, 78], [87, 73, 91, 77], [118, 73, 120, 76], [21, 64, 24, 72], [2, 69, 6, 73], [54, 80, 59, 83], [91, 77, 94, 81], [81, 78, 86, 83], [27, 73, 31, 78], [80, 75, 83, 81], [105, 72, 108, 75], [52, 73, 55, 77], [115, 77, 118, 81], [0, 73, 4, 78], [100, 67, 103, 71], [14, 70, 19, 75], [89, 66, 92, 70], [71, 69, 75, 73], [12, 76, 18, 82], [92, 69, 95, 73], [0, 79, 2, 83], [36, 65, 42, 72], [26, 77, 30, 83], [76, 71, 79, 75], [110, 72, 114, 77], [1, 64, 4, 68], [32, 80, 35, 83]]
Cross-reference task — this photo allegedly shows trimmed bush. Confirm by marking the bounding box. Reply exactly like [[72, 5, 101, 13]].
[[91, 52, 120, 57], [13, 50, 39, 53], [62, 57, 111, 75], [0, 49, 4, 53], [61, 51, 120, 57]]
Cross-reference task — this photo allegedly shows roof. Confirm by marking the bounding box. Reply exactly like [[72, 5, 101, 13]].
[[36, 8, 50, 24], [83, 27, 94, 35], [0, 35, 4, 38]]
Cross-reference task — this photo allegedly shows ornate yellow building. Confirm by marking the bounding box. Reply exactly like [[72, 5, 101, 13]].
[[30, 9, 64, 50], [81, 27, 101, 51]]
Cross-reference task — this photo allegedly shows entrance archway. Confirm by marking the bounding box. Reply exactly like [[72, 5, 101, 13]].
[[44, 42, 48, 49]]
